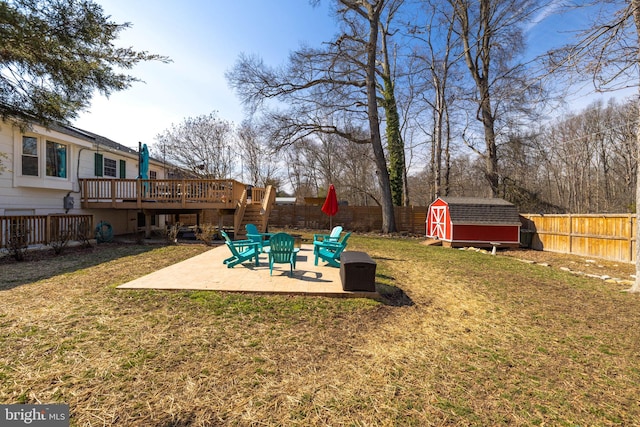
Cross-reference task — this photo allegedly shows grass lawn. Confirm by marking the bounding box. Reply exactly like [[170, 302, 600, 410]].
[[1, 235, 639, 426]]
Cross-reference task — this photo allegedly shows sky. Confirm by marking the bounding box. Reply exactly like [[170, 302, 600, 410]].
[[73, 1, 635, 151], [73, 0, 339, 150]]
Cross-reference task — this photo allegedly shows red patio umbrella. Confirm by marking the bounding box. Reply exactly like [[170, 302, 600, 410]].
[[321, 184, 339, 229]]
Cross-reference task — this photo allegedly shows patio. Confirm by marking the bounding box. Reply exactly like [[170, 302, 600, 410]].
[[117, 243, 380, 298]]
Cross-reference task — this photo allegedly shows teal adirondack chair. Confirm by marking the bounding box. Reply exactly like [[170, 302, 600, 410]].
[[313, 226, 343, 244], [220, 230, 259, 268], [268, 232, 297, 277], [314, 232, 351, 267], [245, 223, 271, 252]]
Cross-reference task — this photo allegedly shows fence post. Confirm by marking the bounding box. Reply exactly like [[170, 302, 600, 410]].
[[568, 213, 573, 255], [629, 213, 634, 263], [45, 214, 51, 245]]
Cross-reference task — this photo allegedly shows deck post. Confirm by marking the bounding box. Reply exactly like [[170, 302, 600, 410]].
[[145, 212, 152, 238]]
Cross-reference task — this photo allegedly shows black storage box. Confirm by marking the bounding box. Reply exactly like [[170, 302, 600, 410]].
[[340, 251, 377, 292]]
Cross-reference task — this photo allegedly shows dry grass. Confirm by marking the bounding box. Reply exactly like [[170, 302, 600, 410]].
[[1, 237, 640, 426]]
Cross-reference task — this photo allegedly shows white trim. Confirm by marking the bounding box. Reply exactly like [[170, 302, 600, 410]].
[[450, 239, 520, 243], [428, 205, 447, 239]]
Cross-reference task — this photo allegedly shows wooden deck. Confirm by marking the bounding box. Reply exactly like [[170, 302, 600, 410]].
[[80, 179, 268, 210], [79, 179, 275, 236]]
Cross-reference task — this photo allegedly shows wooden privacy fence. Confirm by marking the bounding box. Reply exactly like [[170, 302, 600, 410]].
[[270, 207, 637, 263], [0, 215, 94, 248], [520, 214, 637, 263], [268, 205, 428, 234]]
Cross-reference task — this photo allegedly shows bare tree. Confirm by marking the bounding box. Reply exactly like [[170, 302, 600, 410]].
[[378, 0, 407, 206], [154, 112, 236, 179], [347, 0, 397, 231], [544, 0, 640, 291], [227, 0, 398, 232], [524, 99, 637, 213], [449, 0, 547, 196], [283, 140, 315, 201], [627, 1, 639, 293], [409, 0, 462, 200], [237, 120, 280, 187], [341, 135, 380, 205], [608, 100, 637, 210]]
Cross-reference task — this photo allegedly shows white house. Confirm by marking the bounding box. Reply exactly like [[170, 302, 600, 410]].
[[1, 118, 277, 249], [0, 119, 170, 237]]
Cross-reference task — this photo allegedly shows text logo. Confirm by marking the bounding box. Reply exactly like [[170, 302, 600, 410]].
[[1, 404, 69, 426]]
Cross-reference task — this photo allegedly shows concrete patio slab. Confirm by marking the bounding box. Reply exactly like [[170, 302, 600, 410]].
[[117, 244, 379, 298]]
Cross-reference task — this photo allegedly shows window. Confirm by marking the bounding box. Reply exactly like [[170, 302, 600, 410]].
[[149, 170, 157, 179], [104, 158, 117, 177], [46, 140, 67, 178], [22, 136, 38, 176], [95, 155, 124, 178]]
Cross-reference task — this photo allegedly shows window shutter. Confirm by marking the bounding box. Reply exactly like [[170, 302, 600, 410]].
[[94, 153, 103, 177], [119, 160, 126, 178]]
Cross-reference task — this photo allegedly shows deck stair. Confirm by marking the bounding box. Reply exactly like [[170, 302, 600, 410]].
[[234, 185, 276, 237], [237, 205, 264, 236]]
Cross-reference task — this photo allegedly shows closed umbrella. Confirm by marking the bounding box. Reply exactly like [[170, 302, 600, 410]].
[[321, 184, 339, 229], [139, 143, 150, 196], [139, 143, 149, 179]]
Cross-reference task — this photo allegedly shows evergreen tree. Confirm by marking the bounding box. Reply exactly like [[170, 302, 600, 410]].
[[0, 0, 168, 126]]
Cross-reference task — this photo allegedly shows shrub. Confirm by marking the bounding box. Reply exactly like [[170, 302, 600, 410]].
[[76, 219, 94, 248], [7, 222, 29, 261], [50, 228, 72, 255], [165, 222, 182, 245], [195, 223, 218, 246]]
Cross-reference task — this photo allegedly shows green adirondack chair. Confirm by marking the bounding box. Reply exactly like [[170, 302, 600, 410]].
[[245, 223, 271, 252], [313, 225, 343, 244], [314, 231, 351, 267], [268, 232, 298, 277], [220, 230, 260, 268]]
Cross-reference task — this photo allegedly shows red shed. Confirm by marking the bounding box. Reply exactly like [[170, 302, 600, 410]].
[[426, 197, 521, 248]]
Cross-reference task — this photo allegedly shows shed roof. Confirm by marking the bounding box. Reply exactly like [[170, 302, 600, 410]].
[[439, 197, 521, 225]]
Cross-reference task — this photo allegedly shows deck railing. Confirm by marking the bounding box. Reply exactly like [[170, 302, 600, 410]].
[[0, 214, 94, 248], [80, 179, 266, 208]]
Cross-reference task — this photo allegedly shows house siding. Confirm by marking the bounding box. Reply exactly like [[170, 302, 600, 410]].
[[0, 120, 167, 235]]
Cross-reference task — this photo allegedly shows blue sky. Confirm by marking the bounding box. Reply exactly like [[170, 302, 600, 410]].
[[73, 1, 633, 150], [74, 0, 338, 149]]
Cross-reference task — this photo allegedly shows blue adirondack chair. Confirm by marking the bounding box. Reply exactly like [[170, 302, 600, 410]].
[[245, 223, 271, 252], [314, 231, 351, 267], [313, 226, 343, 244], [268, 232, 298, 277], [220, 230, 260, 268]]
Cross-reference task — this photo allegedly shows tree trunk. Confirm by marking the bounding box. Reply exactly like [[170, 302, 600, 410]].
[[630, 0, 640, 293], [380, 15, 406, 208], [456, 0, 500, 197], [363, 1, 397, 233], [480, 87, 499, 196], [381, 69, 405, 207], [433, 77, 443, 198]]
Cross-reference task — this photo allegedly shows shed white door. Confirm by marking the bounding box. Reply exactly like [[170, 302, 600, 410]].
[[429, 206, 447, 239]]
